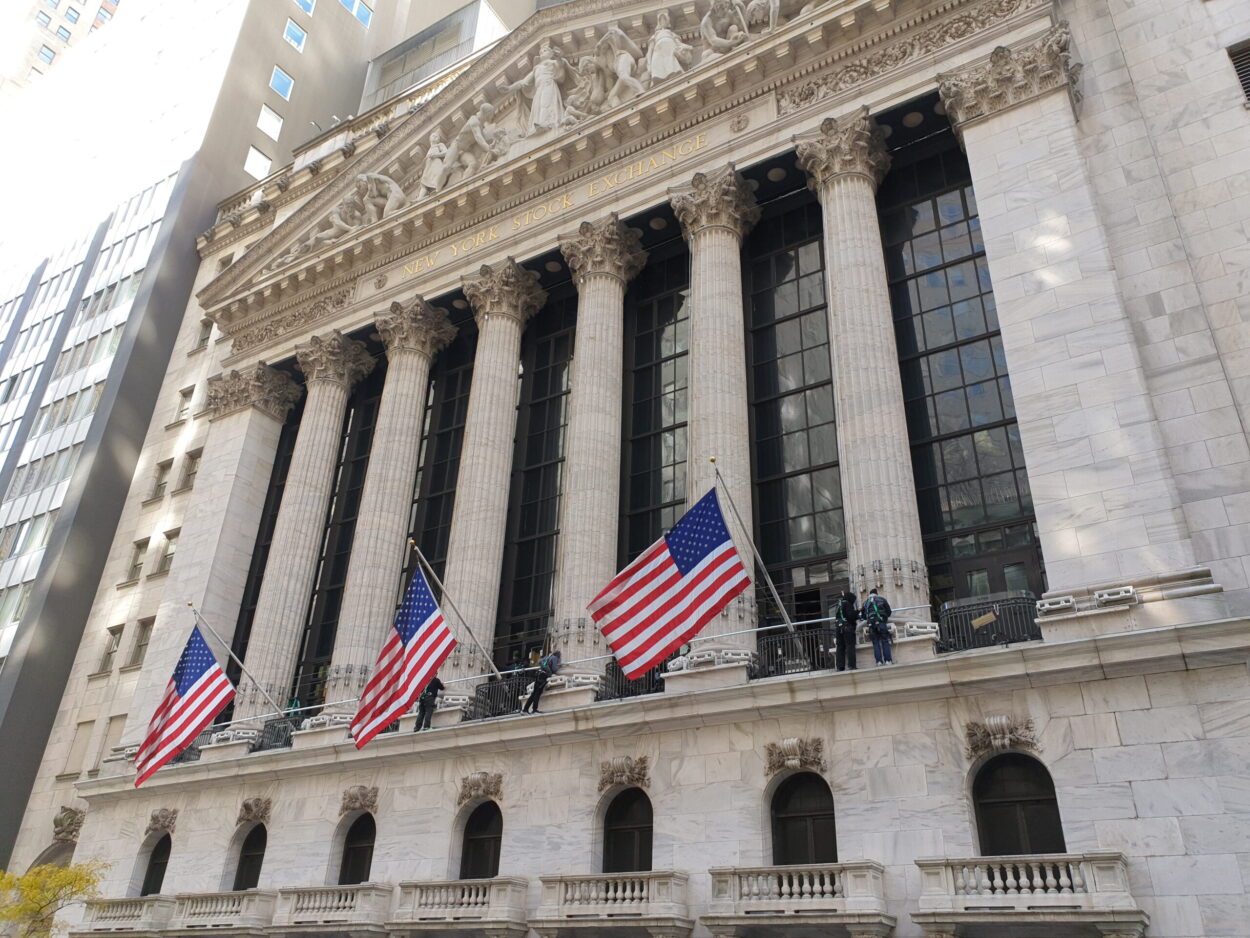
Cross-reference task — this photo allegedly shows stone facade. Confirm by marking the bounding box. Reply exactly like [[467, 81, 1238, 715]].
[[10, 0, 1250, 937]]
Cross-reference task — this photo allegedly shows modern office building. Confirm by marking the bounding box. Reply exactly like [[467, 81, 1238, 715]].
[[9, 0, 1250, 935], [0, 0, 121, 96]]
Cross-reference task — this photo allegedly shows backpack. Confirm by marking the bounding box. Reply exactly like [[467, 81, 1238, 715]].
[[539, 654, 559, 675], [835, 597, 857, 627], [864, 596, 891, 626]]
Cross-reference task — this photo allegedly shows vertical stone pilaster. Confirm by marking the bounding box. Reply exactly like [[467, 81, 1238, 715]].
[[669, 165, 760, 655], [796, 106, 930, 608], [549, 216, 647, 677], [232, 332, 374, 723], [323, 298, 456, 710], [122, 364, 302, 746], [440, 259, 547, 683]]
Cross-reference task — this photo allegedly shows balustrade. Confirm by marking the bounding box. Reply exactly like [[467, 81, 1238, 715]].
[[273, 884, 394, 927], [76, 897, 176, 933], [170, 890, 277, 929], [705, 862, 889, 922], [534, 871, 689, 923], [392, 877, 527, 924]]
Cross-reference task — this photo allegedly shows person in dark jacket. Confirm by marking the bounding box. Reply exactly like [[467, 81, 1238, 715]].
[[863, 588, 894, 665], [522, 650, 561, 713], [414, 673, 444, 730], [834, 591, 858, 672]]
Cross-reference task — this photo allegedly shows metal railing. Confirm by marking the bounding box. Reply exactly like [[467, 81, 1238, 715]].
[[751, 627, 837, 679], [936, 592, 1040, 653], [251, 717, 296, 752], [462, 670, 529, 721], [596, 655, 672, 701], [169, 728, 214, 764]]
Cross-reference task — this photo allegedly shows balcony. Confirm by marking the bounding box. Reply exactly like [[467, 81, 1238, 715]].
[[530, 871, 692, 938], [912, 853, 1148, 937], [702, 862, 894, 938], [168, 891, 277, 932], [388, 877, 528, 938], [74, 897, 177, 935], [270, 884, 395, 936]]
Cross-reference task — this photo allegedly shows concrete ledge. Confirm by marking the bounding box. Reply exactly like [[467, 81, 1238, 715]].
[[664, 661, 750, 693], [198, 739, 253, 762]]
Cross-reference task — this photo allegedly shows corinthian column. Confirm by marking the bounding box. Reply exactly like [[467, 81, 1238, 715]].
[[669, 165, 760, 659], [548, 216, 646, 681], [323, 298, 456, 711], [233, 331, 374, 723], [796, 107, 929, 608], [439, 259, 546, 682]]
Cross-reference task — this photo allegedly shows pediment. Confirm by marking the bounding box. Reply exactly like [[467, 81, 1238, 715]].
[[199, 0, 1045, 331]]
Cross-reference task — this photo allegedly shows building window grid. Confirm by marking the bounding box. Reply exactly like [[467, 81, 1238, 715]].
[[194, 320, 213, 350], [38, 45, 55, 64], [179, 451, 201, 491], [174, 387, 194, 422], [622, 250, 691, 563], [337, 0, 372, 26], [292, 0, 315, 12], [37, 11, 52, 26], [156, 530, 178, 574], [65, 6, 79, 20], [150, 460, 172, 500], [127, 539, 148, 581], [56, 25, 71, 40]]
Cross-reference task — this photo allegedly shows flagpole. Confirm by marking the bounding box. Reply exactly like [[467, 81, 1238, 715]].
[[407, 539, 504, 680], [711, 459, 795, 633], [186, 602, 291, 718]]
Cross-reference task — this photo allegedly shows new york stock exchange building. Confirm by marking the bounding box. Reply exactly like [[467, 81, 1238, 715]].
[[13, 0, 1250, 935]]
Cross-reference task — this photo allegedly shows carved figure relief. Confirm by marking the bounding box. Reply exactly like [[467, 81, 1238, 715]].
[[599, 755, 650, 792], [458, 771, 504, 806], [701, 0, 751, 58], [418, 129, 449, 197], [268, 172, 409, 271], [764, 737, 827, 776], [340, 785, 379, 816], [509, 39, 573, 136], [237, 797, 272, 826], [965, 715, 1039, 759], [52, 806, 84, 843], [644, 10, 693, 83], [145, 808, 178, 836]]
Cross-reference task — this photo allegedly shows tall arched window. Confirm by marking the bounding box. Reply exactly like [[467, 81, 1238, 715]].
[[460, 802, 502, 879], [973, 753, 1066, 856], [338, 814, 376, 885], [771, 773, 837, 865], [140, 834, 171, 896], [232, 825, 267, 891], [603, 788, 652, 873]]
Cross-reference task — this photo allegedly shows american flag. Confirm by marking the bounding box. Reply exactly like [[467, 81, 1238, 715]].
[[588, 488, 751, 679], [134, 625, 235, 787], [350, 565, 456, 748]]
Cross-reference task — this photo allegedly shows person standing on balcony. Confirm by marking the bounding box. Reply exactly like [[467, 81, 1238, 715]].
[[414, 673, 445, 731], [833, 591, 859, 672], [864, 588, 894, 666], [522, 650, 561, 714]]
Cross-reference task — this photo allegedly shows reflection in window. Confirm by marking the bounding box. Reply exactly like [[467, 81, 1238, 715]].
[[269, 66, 294, 100], [283, 18, 306, 51]]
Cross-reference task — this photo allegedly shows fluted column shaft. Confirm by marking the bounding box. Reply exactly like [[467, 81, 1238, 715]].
[[671, 166, 760, 652], [550, 217, 646, 674], [797, 108, 929, 607], [324, 299, 456, 709], [234, 332, 373, 722], [440, 260, 546, 683]]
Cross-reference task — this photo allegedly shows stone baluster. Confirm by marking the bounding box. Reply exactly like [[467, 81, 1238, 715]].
[[232, 331, 374, 724], [322, 298, 456, 712], [796, 106, 930, 608], [547, 216, 647, 690], [669, 164, 760, 660], [121, 364, 301, 746], [439, 259, 547, 684]]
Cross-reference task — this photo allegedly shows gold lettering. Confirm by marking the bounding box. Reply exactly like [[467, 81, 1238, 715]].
[[662, 148, 677, 161]]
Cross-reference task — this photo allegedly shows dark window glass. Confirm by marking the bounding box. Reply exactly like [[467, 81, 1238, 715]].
[[974, 753, 1066, 856], [880, 139, 1043, 613], [140, 834, 171, 896], [232, 825, 267, 891], [460, 802, 502, 879], [603, 788, 653, 873], [771, 772, 837, 865], [495, 294, 575, 667], [339, 814, 375, 885]]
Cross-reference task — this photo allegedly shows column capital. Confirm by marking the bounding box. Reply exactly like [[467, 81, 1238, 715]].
[[795, 105, 891, 191], [295, 330, 374, 389], [462, 258, 547, 328], [937, 22, 1082, 130], [206, 362, 302, 422], [669, 164, 760, 240], [376, 295, 457, 359], [559, 215, 648, 286]]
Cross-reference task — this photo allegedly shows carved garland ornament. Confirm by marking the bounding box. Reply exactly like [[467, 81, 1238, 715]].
[[206, 363, 302, 422], [764, 738, 827, 776], [599, 755, 650, 792], [145, 808, 178, 836], [458, 771, 503, 807], [237, 797, 272, 826], [52, 806, 84, 843], [340, 785, 379, 816], [965, 715, 1039, 759], [230, 287, 354, 354]]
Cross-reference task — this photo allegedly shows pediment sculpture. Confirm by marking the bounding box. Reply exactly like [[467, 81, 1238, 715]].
[[267, 173, 408, 270]]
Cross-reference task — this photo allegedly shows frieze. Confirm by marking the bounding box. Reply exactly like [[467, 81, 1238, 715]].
[[228, 287, 353, 354], [145, 808, 178, 836], [965, 715, 1039, 759], [340, 785, 378, 816], [237, 797, 272, 826], [599, 755, 650, 792], [764, 737, 827, 776], [458, 771, 503, 807], [52, 806, 84, 843]]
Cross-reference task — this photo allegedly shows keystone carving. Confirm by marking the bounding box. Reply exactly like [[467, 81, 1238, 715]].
[[458, 771, 503, 807], [145, 808, 178, 836], [237, 797, 272, 826], [938, 23, 1082, 128], [965, 715, 1039, 759], [52, 806, 84, 843], [764, 737, 827, 776], [670, 164, 760, 240], [599, 755, 650, 792], [559, 215, 648, 285], [340, 785, 378, 816], [795, 106, 891, 190], [462, 259, 547, 326], [295, 331, 375, 388], [206, 363, 302, 422], [376, 296, 457, 358]]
